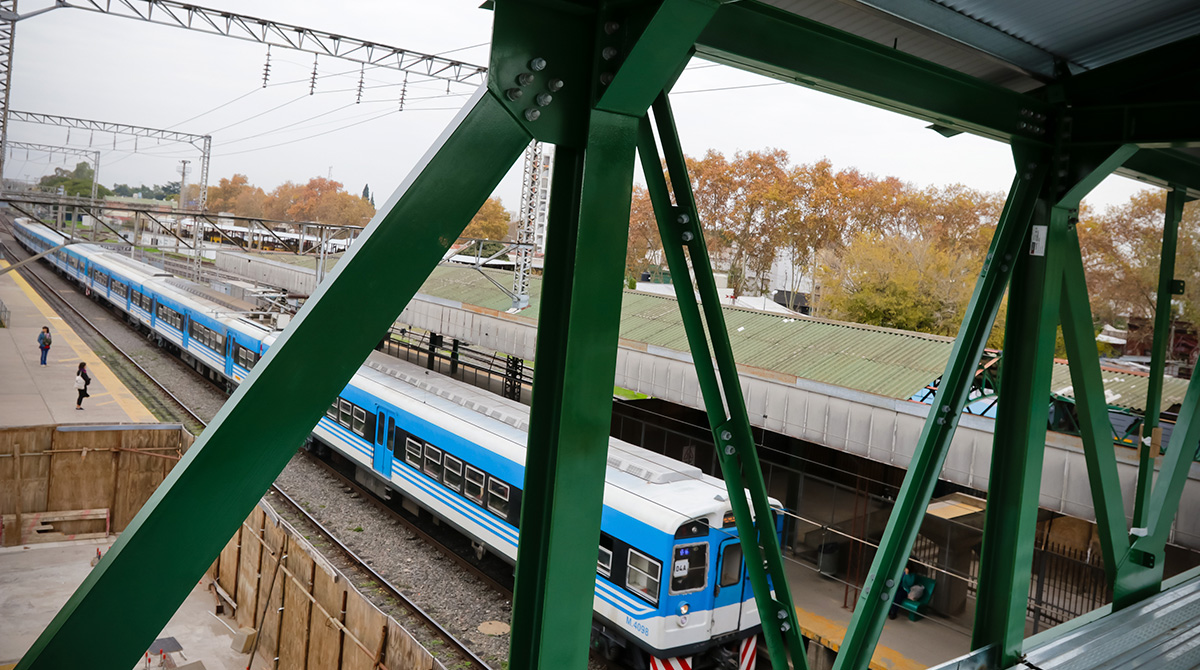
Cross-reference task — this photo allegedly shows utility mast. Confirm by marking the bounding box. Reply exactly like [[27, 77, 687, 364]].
[[513, 141, 552, 305], [176, 159, 189, 254]]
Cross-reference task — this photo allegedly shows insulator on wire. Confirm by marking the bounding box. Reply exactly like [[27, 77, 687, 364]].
[[262, 45, 272, 88], [66, 128, 71, 144], [356, 64, 365, 104], [309, 54, 319, 95], [399, 73, 408, 111]]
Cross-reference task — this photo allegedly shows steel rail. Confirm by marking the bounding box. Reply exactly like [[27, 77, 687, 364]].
[[266, 481, 495, 670]]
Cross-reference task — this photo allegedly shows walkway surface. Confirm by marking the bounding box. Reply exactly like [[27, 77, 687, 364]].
[[0, 538, 250, 669], [787, 556, 972, 669], [0, 258, 156, 426]]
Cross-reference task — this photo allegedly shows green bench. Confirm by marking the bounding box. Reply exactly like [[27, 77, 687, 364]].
[[899, 576, 936, 621]]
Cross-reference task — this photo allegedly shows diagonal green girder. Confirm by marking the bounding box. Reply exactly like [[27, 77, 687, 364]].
[[831, 144, 1048, 670], [509, 110, 640, 670], [17, 87, 532, 670], [636, 94, 809, 670], [1058, 221, 1129, 585]]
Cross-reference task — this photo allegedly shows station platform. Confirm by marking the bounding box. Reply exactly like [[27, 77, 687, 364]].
[[0, 259, 156, 426], [0, 538, 249, 669], [786, 557, 970, 669]]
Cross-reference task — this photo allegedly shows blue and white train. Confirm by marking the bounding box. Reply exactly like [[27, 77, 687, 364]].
[[12, 218, 778, 670]]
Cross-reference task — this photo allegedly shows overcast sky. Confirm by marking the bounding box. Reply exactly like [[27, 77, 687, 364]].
[[9, 0, 1151, 214]]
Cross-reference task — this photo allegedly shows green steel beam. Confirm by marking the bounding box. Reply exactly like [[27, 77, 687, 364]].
[[1120, 150, 1200, 199], [636, 94, 808, 670], [17, 87, 531, 670], [596, 0, 720, 116], [1134, 372, 1200, 557], [1131, 188, 1187, 531], [694, 2, 1049, 145], [1058, 34, 1200, 106], [509, 110, 639, 670], [973, 201, 1069, 666], [1070, 103, 1200, 148], [1058, 221, 1129, 585], [830, 144, 1049, 670]]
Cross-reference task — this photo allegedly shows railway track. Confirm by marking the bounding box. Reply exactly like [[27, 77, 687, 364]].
[[2, 231, 500, 670]]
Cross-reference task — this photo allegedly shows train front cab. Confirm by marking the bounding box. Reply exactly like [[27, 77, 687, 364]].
[[604, 511, 772, 670]]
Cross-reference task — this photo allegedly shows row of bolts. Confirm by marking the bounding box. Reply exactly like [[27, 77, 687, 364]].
[[504, 21, 625, 122]]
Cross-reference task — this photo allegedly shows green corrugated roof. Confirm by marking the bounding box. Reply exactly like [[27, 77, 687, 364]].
[[416, 266, 1190, 412]]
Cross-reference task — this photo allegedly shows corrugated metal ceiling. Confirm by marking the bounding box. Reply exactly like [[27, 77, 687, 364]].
[[758, 0, 1200, 87]]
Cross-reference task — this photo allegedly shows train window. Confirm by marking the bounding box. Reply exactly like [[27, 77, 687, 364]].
[[487, 479, 510, 518], [626, 550, 661, 605], [719, 543, 743, 588], [669, 543, 708, 594], [405, 438, 422, 468], [326, 400, 338, 420], [443, 456, 463, 492], [235, 344, 260, 370], [423, 446, 442, 478], [598, 546, 613, 578], [465, 465, 485, 504], [111, 280, 128, 299], [351, 407, 367, 436], [387, 419, 396, 451], [375, 415, 385, 444], [338, 399, 352, 428]]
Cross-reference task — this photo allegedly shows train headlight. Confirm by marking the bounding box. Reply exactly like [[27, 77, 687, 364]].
[[677, 615, 689, 627], [677, 602, 690, 616]]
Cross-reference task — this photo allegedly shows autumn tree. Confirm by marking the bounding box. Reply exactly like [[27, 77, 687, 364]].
[[817, 229, 979, 335], [1078, 191, 1200, 348], [626, 185, 662, 284], [206, 174, 267, 215], [462, 197, 512, 241]]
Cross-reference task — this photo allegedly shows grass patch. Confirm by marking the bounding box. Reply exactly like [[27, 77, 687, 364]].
[[613, 386, 650, 400]]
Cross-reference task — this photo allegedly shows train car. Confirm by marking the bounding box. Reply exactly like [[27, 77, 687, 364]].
[[14, 220, 271, 385], [11, 218, 777, 670]]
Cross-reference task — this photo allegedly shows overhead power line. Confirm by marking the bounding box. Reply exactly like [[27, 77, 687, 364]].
[[44, 0, 488, 85]]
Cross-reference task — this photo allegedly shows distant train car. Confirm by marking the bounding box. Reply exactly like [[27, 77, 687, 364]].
[[12, 218, 778, 670]]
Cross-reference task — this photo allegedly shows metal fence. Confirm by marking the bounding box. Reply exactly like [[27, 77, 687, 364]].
[[375, 325, 535, 402]]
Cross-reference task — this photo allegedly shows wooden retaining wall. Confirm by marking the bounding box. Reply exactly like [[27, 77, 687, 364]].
[[211, 502, 445, 670], [0, 424, 193, 545]]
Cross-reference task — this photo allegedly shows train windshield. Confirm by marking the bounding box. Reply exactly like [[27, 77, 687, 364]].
[[670, 543, 708, 594]]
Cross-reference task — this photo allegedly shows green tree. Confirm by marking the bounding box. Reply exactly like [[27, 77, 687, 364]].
[[37, 162, 112, 198]]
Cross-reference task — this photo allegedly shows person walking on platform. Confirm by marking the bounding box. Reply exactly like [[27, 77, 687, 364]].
[[75, 362, 91, 410], [37, 326, 52, 366]]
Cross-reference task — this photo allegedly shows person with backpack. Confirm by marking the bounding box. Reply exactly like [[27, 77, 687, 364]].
[[75, 362, 91, 410], [37, 326, 52, 366]]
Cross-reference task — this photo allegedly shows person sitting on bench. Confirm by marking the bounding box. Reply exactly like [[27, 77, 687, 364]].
[[889, 565, 918, 619]]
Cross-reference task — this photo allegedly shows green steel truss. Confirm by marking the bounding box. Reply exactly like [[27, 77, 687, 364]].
[[17, 2, 1200, 670], [637, 94, 808, 670]]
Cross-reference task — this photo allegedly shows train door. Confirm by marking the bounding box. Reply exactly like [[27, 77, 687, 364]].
[[373, 409, 395, 478], [710, 539, 745, 636]]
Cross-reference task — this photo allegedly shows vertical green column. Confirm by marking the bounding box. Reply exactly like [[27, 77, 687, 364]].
[[1132, 188, 1187, 530], [830, 146, 1048, 670], [509, 110, 639, 670], [972, 202, 1069, 665], [18, 88, 531, 670]]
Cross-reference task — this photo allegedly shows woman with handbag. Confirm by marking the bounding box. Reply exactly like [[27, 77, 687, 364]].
[[75, 362, 91, 410]]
